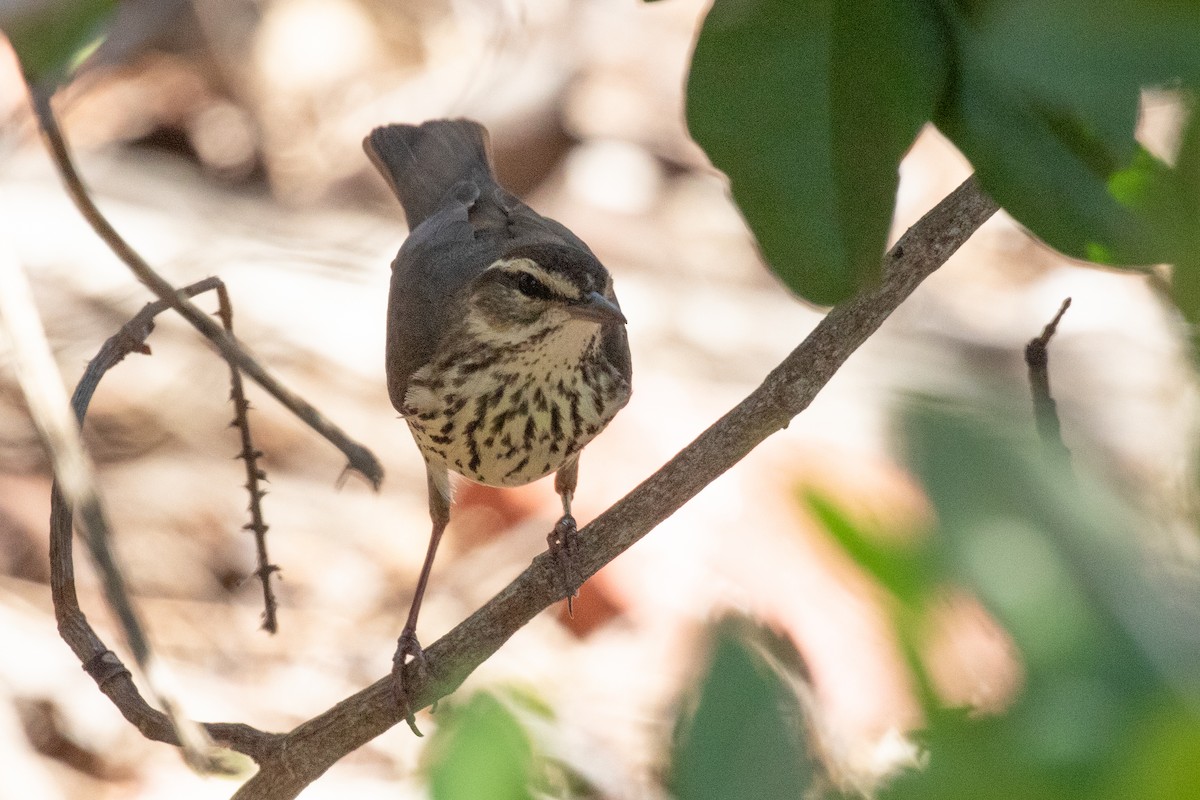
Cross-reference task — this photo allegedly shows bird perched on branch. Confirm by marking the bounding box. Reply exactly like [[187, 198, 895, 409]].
[[364, 119, 632, 731]]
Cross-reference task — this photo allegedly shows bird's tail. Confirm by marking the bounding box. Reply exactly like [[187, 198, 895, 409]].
[[363, 119, 496, 230]]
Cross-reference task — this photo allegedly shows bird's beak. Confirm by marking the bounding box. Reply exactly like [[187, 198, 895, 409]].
[[567, 291, 627, 325]]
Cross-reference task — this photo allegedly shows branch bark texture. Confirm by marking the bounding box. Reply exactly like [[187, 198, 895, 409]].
[[227, 175, 1000, 798]]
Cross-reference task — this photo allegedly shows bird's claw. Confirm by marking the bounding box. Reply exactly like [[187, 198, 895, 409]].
[[547, 515, 582, 616], [392, 631, 427, 736]]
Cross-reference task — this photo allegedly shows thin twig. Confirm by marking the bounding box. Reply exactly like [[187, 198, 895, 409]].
[[0, 253, 234, 771], [23, 82, 383, 488], [1024, 297, 1073, 462], [47, 277, 283, 765], [212, 283, 280, 633], [227, 175, 1000, 800]]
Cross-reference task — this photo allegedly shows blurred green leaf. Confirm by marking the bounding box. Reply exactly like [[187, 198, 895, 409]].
[[934, 0, 1200, 268], [1, 0, 117, 87], [686, 0, 1200, 310], [969, 0, 1200, 110], [1145, 113, 1200, 326], [687, 0, 946, 305], [867, 402, 1200, 800], [426, 693, 536, 800], [671, 620, 813, 800], [803, 489, 940, 606], [903, 405, 1200, 684], [1100, 701, 1200, 800], [935, 23, 1144, 264]]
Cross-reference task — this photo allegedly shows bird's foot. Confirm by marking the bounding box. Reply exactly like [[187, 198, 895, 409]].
[[392, 630, 428, 736], [547, 514, 582, 616]]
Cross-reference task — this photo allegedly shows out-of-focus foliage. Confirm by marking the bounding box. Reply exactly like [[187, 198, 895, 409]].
[[0, 0, 116, 87], [688, 0, 1200, 308], [670, 619, 815, 800], [813, 401, 1200, 799], [687, 0, 944, 305], [423, 692, 538, 800], [425, 626, 820, 800]]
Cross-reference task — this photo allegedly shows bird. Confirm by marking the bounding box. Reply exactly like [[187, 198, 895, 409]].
[[363, 119, 632, 732]]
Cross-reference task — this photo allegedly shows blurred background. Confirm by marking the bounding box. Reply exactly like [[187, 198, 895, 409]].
[[1, 0, 1197, 798]]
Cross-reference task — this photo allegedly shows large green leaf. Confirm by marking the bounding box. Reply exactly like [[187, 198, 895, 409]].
[[670, 621, 813, 800], [935, 0, 1200, 267], [687, 0, 946, 305], [1, 0, 117, 87], [972, 0, 1200, 109], [936, 29, 1147, 263]]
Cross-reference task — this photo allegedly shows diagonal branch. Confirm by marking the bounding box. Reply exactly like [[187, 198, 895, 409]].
[[229, 175, 999, 799], [24, 82, 383, 488]]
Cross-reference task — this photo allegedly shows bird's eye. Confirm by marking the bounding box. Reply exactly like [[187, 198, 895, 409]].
[[515, 272, 551, 299]]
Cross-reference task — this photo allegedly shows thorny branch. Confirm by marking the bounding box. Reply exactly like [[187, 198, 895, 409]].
[[25, 81, 384, 488], [50, 176, 998, 798], [3, 238, 224, 768], [50, 279, 285, 765], [212, 284, 280, 633]]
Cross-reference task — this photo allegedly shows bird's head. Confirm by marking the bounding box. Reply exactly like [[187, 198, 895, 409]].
[[466, 243, 626, 346]]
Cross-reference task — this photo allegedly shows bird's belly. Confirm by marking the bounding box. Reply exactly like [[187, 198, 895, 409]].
[[404, 363, 629, 487]]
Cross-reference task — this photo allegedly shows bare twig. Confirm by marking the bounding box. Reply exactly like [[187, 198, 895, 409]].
[[1025, 297, 1073, 462], [23, 82, 384, 488], [0, 248, 231, 770], [47, 277, 283, 765], [225, 175, 1000, 799], [212, 284, 280, 633]]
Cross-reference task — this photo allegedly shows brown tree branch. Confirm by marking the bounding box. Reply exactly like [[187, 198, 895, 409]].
[[49, 173, 996, 795], [3, 233, 235, 768], [225, 175, 1000, 799], [212, 283, 281, 633], [25, 82, 384, 488], [49, 279, 285, 765]]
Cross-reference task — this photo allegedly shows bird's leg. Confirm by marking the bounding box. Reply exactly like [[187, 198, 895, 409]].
[[393, 465, 451, 736], [548, 456, 581, 615]]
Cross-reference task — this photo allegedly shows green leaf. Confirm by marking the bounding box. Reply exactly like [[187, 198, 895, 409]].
[[1148, 114, 1200, 326], [1, 0, 117, 88], [803, 489, 939, 606], [426, 693, 536, 800], [934, 0, 1200, 268], [671, 620, 813, 800], [878, 403, 1200, 800], [904, 406, 1157, 677], [936, 41, 1148, 264], [1100, 702, 1200, 800], [687, 0, 946, 305], [972, 0, 1200, 106]]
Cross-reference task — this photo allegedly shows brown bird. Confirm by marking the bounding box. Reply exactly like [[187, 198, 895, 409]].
[[364, 119, 632, 731]]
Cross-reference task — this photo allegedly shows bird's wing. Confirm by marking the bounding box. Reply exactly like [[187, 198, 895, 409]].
[[385, 182, 502, 411]]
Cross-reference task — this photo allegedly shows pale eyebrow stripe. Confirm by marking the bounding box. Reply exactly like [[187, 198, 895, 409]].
[[487, 259, 581, 299]]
